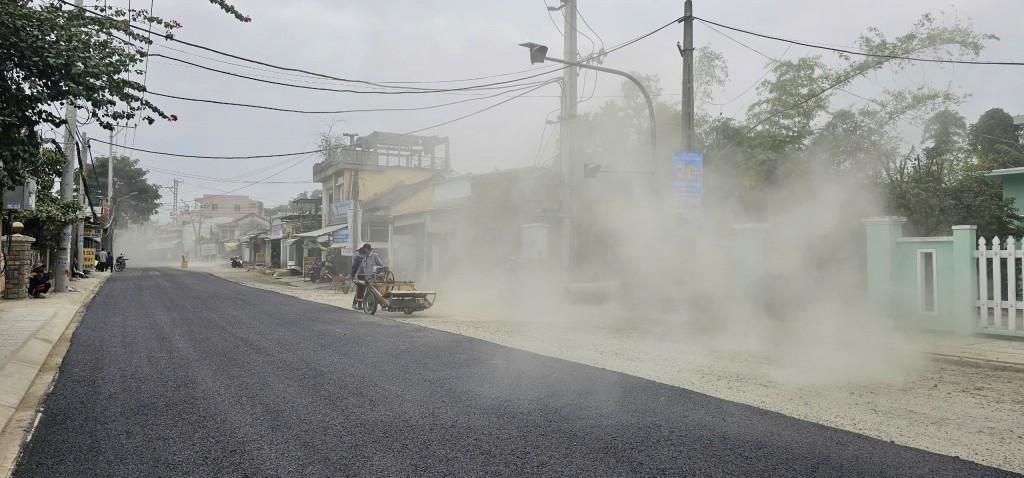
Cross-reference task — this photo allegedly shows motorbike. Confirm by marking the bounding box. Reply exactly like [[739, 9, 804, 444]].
[[307, 259, 334, 283], [230, 256, 245, 268], [114, 254, 128, 272]]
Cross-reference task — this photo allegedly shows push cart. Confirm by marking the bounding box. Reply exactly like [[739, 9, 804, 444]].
[[357, 267, 436, 315]]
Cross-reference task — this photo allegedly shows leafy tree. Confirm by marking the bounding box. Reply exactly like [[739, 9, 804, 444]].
[[85, 155, 162, 225], [969, 108, 1023, 170], [11, 150, 81, 253], [0, 0, 247, 192]]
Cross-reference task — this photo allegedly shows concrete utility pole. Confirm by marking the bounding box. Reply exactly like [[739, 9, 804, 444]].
[[681, 0, 694, 152], [554, 0, 578, 270], [56, 0, 82, 292], [77, 132, 88, 274], [560, 0, 578, 183]]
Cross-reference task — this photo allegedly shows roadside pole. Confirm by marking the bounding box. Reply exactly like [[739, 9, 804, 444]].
[[56, 0, 83, 292]]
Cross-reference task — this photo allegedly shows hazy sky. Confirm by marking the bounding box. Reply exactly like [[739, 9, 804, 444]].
[[72, 0, 1024, 218]]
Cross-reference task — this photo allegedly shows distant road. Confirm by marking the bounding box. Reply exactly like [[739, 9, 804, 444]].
[[13, 268, 1018, 477]]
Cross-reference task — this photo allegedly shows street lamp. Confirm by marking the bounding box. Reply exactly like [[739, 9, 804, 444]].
[[519, 42, 658, 170]]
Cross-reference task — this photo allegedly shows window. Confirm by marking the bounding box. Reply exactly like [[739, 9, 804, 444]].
[[918, 249, 937, 314], [210, 203, 219, 211], [368, 226, 389, 242], [234, 204, 241, 212]]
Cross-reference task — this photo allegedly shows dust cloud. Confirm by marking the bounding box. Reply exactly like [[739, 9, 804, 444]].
[[427, 149, 924, 387]]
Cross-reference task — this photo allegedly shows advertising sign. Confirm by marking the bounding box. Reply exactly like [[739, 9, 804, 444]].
[[83, 248, 96, 269], [200, 244, 217, 256], [270, 223, 284, 239], [84, 225, 101, 240], [255, 252, 266, 267], [672, 151, 703, 219], [332, 200, 352, 217], [304, 256, 318, 274], [331, 225, 350, 246], [346, 208, 361, 255]]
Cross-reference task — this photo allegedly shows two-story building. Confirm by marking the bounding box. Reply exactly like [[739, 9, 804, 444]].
[[311, 131, 452, 270]]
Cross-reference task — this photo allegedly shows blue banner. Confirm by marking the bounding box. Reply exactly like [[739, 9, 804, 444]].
[[672, 151, 703, 219]]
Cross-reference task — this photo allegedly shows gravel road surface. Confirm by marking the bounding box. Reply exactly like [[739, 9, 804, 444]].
[[13, 268, 1019, 477]]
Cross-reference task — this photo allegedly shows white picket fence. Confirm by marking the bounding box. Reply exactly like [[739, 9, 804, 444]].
[[976, 236, 1024, 334]]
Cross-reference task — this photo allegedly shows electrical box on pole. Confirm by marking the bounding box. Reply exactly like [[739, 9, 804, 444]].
[[3, 180, 38, 211]]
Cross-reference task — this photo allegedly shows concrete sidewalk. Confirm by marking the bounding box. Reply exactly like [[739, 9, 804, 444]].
[[0, 273, 108, 476], [909, 331, 1024, 369]]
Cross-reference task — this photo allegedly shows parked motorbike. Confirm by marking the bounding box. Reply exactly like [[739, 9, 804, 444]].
[[230, 256, 245, 268], [114, 253, 128, 272], [307, 259, 334, 283]]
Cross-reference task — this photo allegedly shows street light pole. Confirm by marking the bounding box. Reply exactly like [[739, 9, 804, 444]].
[[519, 43, 658, 171]]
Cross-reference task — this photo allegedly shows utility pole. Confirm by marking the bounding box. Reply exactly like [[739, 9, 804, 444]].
[[681, 0, 694, 152], [555, 0, 578, 270], [171, 178, 179, 216], [56, 0, 83, 292], [77, 132, 88, 275]]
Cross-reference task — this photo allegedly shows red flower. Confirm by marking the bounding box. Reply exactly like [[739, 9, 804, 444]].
[[243, 15, 252, 23], [170, 20, 182, 29], [169, 114, 178, 122]]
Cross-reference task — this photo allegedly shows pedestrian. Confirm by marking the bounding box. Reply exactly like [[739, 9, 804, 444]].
[[106, 249, 114, 273], [28, 264, 52, 298], [96, 248, 108, 272], [351, 243, 385, 310]]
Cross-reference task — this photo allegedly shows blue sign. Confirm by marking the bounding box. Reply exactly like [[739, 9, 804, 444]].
[[331, 226, 349, 245], [672, 151, 702, 219]]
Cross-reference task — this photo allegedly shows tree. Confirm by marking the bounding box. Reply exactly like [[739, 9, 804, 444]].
[[11, 150, 81, 253], [969, 108, 1023, 170], [85, 156, 162, 225], [0, 0, 248, 191]]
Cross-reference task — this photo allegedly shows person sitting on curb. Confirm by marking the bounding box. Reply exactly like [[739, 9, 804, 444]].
[[28, 264, 52, 298]]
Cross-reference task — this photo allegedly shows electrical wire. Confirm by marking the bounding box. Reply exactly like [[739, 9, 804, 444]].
[[90, 80, 559, 159], [60, 0, 679, 95], [146, 80, 548, 114], [148, 53, 553, 95], [695, 17, 1024, 66]]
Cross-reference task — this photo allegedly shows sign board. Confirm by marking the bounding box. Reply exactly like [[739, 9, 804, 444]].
[[83, 248, 96, 269], [331, 200, 352, 219], [346, 208, 361, 254], [303, 256, 317, 274], [200, 243, 216, 256], [672, 151, 703, 219], [84, 225, 101, 240], [330, 226, 349, 246], [255, 252, 266, 267], [270, 223, 284, 239]]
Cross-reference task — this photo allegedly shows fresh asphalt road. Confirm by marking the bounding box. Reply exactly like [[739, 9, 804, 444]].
[[13, 269, 1019, 477]]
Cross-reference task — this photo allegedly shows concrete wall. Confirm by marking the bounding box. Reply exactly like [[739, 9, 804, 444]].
[[865, 217, 977, 334]]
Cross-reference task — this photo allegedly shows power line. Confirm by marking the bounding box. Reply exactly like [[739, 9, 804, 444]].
[[148, 53, 553, 95], [91, 80, 559, 159], [695, 17, 1024, 66], [60, 0, 678, 95], [146, 80, 548, 114], [150, 41, 564, 86]]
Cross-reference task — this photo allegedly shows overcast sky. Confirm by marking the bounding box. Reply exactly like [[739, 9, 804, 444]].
[[73, 0, 1024, 218]]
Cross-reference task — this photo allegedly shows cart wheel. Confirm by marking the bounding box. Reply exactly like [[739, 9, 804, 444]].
[[341, 283, 352, 294], [363, 293, 378, 315], [403, 309, 414, 315]]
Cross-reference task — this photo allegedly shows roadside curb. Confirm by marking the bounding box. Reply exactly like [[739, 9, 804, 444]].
[[0, 274, 109, 478], [927, 352, 1024, 372]]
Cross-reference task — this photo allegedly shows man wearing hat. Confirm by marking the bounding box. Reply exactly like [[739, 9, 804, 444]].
[[351, 243, 385, 310]]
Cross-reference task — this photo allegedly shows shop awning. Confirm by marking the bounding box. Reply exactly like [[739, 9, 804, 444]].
[[223, 240, 241, 248], [283, 238, 299, 247], [294, 223, 348, 239]]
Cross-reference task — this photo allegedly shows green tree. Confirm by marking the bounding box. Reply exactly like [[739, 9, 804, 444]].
[[85, 156, 162, 225], [0, 0, 247, 191], [11, 150, 81, 252], [969, 108, 1023, 170]]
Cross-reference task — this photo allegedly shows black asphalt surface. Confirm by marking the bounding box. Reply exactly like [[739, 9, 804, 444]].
[[12, 268, 1019, 477]]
